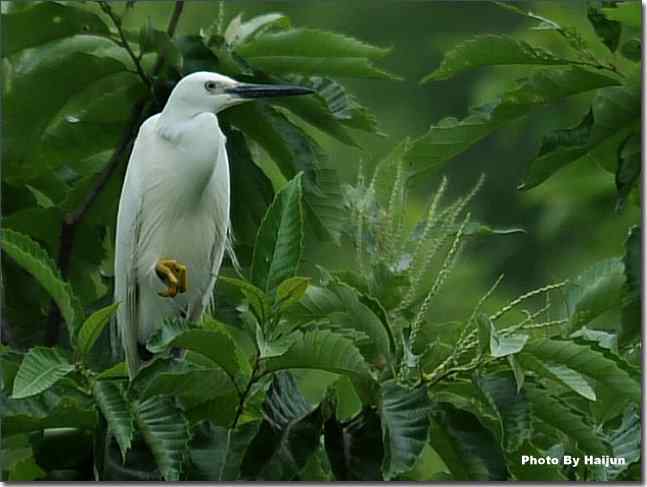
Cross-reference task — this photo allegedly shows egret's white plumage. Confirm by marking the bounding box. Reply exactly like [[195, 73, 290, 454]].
[[114, 71, 312, 377]]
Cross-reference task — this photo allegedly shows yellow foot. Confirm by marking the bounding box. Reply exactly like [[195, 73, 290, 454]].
[[155, 259, 188, 298]]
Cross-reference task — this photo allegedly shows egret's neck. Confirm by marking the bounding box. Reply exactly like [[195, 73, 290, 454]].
[[158, 104, 220, 143]]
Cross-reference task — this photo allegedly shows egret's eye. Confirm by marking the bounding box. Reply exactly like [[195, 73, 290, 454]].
[[205, 81, 218, 92]]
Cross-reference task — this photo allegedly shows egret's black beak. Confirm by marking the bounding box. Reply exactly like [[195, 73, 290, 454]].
[[226, 83, 314, 99]]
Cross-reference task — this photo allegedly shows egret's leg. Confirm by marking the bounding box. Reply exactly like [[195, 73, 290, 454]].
[[155, 259, 188, 298]]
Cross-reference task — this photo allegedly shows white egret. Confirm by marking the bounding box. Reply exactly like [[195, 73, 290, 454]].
[[114, 71, 313, 377]]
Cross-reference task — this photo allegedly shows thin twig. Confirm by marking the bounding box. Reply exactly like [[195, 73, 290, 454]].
[[99, 1, 151, 88], [232, 355, 259, 429]]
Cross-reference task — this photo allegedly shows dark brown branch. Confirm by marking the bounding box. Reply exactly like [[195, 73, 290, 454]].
[[99, 1, 151, 89], [46, 1, 186, 345]]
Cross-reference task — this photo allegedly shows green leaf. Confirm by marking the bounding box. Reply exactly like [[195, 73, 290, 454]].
[[601, 2, 641, 28], [0, 229, 81, 335], [219, 276, 270, 322], [287, 283, 394, 365], [77, 302, 119, 357], [587, 6, 622, 52], [422, 34, 571, 82], [241, 372, 324, 480], [380, 382, 432, 479], [12, 347, 74, 399], [520, 75, 640, 190], [406, 67, 620, 175], [276, 276, 310, 307], [429, 403, 507, 480], [324, 408, 383, 480], [520, 339, 640, 403], [520, 355, 596, 401], [264, 329, 373, 382], [147, 321, 248, 382], [237, 28, 391, 59], [615, 134, 641, 212], [190, 420, 260, 480], [251, 174, 304, 291], [477, 314, 491, 356], [96, 362, 129, 381], [474, 373, 530, 453], [140, 367, 237, 406], [235, 28, 397, 79], [620, 38, 641, 62], [525, 384, 609, 455], [1, 386, 97, 436], [1, 2, 109, 56], [134, 395, 190, 481], [607, 408, 640, 479], [231, 13, 291, 45], [490, 329, 528, 358], [226, 128, 275, 247], [566, 258, 625, 333], [619, 226, 641, 347], [276, 76, 381, 146], [226, 103, 345, 243], [93, 381, 134, 461], [4, 40, 129, 182]]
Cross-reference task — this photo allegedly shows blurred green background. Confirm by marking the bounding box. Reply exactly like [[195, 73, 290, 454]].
[[118, 0, 639, 321]]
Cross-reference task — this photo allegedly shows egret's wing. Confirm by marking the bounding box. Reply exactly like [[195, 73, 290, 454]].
[[114, 115, 158, 377], [191, 144, 233, 321]]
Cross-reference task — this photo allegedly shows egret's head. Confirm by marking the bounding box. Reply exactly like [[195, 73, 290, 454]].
[[166, 71, 314, 115]]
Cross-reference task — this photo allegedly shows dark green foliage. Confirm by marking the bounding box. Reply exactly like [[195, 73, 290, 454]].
[[0, 1, 641, 481]]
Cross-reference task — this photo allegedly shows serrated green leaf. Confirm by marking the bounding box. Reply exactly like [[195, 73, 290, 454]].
[[235, 28, 396, 79], [286, 283, 394, 365], [226, 128, 275, 247], [12, 347, 74, 399], [1, 386, 97, 436], [324, 407, 383, 480], [147, 321, 248, 382], [566, 258, 625, 333], [607, 408, 640, 479], [251, 174, 304, 291], [429, 403, 507, 480], [264, 329, 374, 385], [4, 42, 129, 182], [77, 302, 119, 357], [474, 373, 530, 452], [423, 34, 571, 82], [237, 28, 391, 59], [615, 134, 641, 212], [407, 67, 620, 175], [219, 276, 270, 322], [380, 382, 432, 479], [0, 229, 81, 335], [587, 6, 622, 52], [601, 2, 641, 28], [1, 2, 109, 56], [525, 383, 609, 455], [190, 420, 260, 480], [94, 381, 134, 461], [96, 362, 129, 381], [276, 276, 310, 307], [241, 372, 324, 480], [521, 75, 640, 190], [135, 395, 190, 481], [520, 354, 597, 401], [226, 103, 345, 243], [619, 226, 641, 348], [521, 339, 640, 403]]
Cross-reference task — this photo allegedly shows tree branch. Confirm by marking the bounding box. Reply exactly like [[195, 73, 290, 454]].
[[46, 1, 186, 345]]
